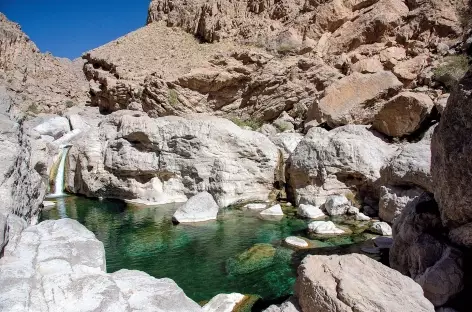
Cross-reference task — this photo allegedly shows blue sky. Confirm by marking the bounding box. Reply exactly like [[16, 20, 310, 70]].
[[1, 0, 151, 59]]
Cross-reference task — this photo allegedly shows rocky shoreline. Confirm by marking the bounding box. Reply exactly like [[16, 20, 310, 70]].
[[1, 0, 472, 311]]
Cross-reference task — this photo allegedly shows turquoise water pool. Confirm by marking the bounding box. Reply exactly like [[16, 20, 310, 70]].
[[40, 196, 377, 307]]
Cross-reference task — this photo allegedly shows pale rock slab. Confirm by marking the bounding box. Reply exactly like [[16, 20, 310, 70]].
[[379, 185, 423, 223], [308, 221, 344, 234], [33, 116, 71, 140], [370, 222, 392, 236], [260, 204, 284, 216], [285, 237, 309, 248], [295, 254, 435, 312], [203, 293, 245, 312], [173, 192, 219, 223], [297, 204, 325, 219]]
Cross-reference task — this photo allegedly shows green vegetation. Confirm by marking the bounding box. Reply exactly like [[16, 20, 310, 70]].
[[26, 103, 39, 115], [275, 123, 289, 132], [229, 117, 263, 130], [65, 100, 75, 108], [458, 0, 472, 29], [168, 89, 179, 106], [345, 192, 362, 208], [433, 55, 471, 90]]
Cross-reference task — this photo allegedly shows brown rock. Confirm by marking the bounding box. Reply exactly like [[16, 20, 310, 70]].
[[432, 70, 472, 242], [350, 57, 384, 73], [307, 71, 403, 127], [393, 55, 430, 82], [372, 92, 434, 137], [295, 254, 435, 312], [390, 193, 464, 307]]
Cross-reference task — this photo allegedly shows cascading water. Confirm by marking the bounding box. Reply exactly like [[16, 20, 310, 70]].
[[50, 146, 70, 197]]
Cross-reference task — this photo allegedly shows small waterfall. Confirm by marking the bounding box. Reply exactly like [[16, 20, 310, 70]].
[[50, 146, 70, 197]]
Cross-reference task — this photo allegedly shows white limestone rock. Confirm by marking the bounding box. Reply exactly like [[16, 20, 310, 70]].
[[172, 192, 219, 223], [285, 236, 309, 248], [243, 203, 267, 210], [203, 293, 245, 312], [0, 219, 201, 312], [260, 204, 284, 216], [33, 116, 71, 139], [297, 204, 325, 219], [308, 221, 344, 234], [324, 195, 350, 216], [370, 221, 392, 236]]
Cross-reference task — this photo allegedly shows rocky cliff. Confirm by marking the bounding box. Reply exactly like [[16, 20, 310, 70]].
[[0, 13, 89, 114]]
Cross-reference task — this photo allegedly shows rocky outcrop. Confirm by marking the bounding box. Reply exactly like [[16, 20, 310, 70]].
[[0, 14, 88, 114], [287, 125, 396, 206], [380, 126, 435, 192], [295, 254, 435, 312], [432, 69, 472, 246], [379, 185, 423, 223], [66, 111, 279, 207], [307, 71, 403, 127], [0, 87, 50, 253], [390, 193, 464, 307], [372, 92, 434, 137], [0, 218, 201, 311]]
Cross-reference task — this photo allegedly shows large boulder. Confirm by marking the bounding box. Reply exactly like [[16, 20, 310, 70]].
[[380, 126, 435, 192], [173, 192, 220, 223], [372, 92, 434, 137], [295, 254, 435, 312], [287, 125, 396, 206], [307, 71, 403, 127], [0, 219, 201, 311], [67, 112, 279, 207], [390, 194, 464, 307], [432, 70, 472, 246], [379, 185, 423, 223]]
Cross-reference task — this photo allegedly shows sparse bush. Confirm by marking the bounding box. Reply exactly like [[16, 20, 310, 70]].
[[65, 100, 75, 108], [345, 192, 362, 208], [457, 0, 472, 29], [275, 123, 289, 132], [168, 89, 179, 106], [229, 117, 263, 130], [26, 103, 39, 115], [433, 55, 471, 90]]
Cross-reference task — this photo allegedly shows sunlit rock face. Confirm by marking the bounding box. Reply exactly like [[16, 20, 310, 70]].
[[66, 111, 279, 207]]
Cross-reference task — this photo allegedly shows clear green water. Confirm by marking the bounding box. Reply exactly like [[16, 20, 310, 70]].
[[40, 196, 379, 308]]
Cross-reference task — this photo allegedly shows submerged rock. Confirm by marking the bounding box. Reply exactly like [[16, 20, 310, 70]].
[[226, 244, 288, 275], [243, 203, 267, 210], [297, 204, 325, 219], [172, 192, 219, 223], [203, 293, 245, 312], [295, 254, 435, 312], [308, 221, 344, 235]]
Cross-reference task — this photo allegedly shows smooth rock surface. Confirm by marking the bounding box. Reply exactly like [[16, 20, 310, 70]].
[[33, 116, 71, 140], [260, 204, 284, 216], [295, 254, 435, 312], [173, 192, 219, 223], [0, 219, 201, 312], [285, 237, 309, 248], [373, 92, 434, 137], [67, 112, 279, 208], [297, 204, 325, 219], [308, 221, 344, 235], [288, 125, 396, 206], [324, 195, 350, 216], [308, 71, 403, 127], [243, 203, 267, 210], [203, 293, 245, 312], [370, 222, 392, 236]]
